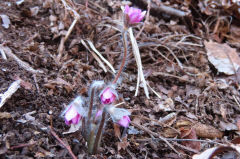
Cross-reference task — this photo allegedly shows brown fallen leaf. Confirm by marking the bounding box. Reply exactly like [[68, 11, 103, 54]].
[[117, 136, 129, 151], [193, 123, 223, 139], [14, 76, 33, 90], [0, 112, 11, 119], [180, 127, 201, 152], [113, 123, 121, 138], [204, 41, 240, 75]]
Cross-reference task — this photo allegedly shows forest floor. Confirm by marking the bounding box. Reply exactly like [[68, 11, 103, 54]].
[[1, 0, 240, 158]]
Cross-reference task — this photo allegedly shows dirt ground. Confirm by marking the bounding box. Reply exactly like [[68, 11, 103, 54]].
[[1, 0, 240, 158]]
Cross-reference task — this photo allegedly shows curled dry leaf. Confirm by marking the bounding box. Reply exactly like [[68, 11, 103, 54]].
[[204, 41, 240, 75], [193, 123, 223, 139], [193, 137, 240, 159]]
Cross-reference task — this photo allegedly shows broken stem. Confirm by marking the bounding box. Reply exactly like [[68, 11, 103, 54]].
[[112, 29, 128, 84]]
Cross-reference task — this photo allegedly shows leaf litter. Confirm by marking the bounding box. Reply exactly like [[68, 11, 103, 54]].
[[0, 0, 240, 158]]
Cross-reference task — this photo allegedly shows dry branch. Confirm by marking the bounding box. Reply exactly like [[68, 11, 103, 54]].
[[0, 45, 43, 74], [139, 0, 187, 17], [0, 80, 21, 108]]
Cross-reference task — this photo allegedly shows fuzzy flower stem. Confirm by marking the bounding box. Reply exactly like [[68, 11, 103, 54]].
[[87, 123, 96, 154], [88, 87, 95, 121], [92, 110, 106, 154], [112, 29, 128, 84]]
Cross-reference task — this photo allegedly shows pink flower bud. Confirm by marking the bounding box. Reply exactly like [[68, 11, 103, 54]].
[[64, 105, 81, 125], [124, 5, 146, 25], [100, 87, 117, 105], [118, 116, 131, 128]]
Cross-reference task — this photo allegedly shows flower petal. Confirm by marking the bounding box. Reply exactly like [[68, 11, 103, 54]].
[[118, 116, 131, 127]]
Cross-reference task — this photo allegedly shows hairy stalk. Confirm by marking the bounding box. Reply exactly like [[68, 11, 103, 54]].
[[112, 29, 128, 84], [87, 87, 95, 122], [92, 111, 106, 154], [87, 87, 96, 154], [87, 123, 96, 154]]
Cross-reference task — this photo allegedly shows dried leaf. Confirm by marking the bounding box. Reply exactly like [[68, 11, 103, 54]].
[[193, 145, 240, 159], [205, 41, 240, 75], [0, 112, 11, 119], [0, 14, 10, 29], [113, 123, 121, 138], [180, 128, 201, 151], [117, 136, 129, 151], [193, 123, 223, 139], [219, 121, 238, 131]]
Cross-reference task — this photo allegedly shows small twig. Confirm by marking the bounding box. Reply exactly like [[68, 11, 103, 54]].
[[10, 141, 37, 150], [64, 18, 79, 43], [0, 80, 21, 108], [140, 0, 187, 17], [81, 39, 107, 72], [50, 128, 77, 159], [132, 115, 180, 135], [136, 0, 151, 40], [57, 0, 80, 63], [33, 74, 40, 94], [131, 122, 180, 156], [136, 138, 225, 146], [87, 40, 116, 73], [0, 45, 43, 74], [171, 142, 199, 154], [152, 72, 193, 83], [23, 33, 39, 45], [0, 46, 7, 60]]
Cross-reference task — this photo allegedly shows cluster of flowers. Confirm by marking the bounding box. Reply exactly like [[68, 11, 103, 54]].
[[62, 4, 146, 129], [61, 5, 146, 154], [63, 82, 131, 128]]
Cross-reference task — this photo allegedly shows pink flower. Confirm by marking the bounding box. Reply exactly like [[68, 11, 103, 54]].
[[100, 87, 117, 105], [124, 5, 146, 25], [118, 116, 131, 127], [64, 105, 81, 125]]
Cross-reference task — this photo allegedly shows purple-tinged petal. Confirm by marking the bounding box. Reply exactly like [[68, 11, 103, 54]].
[[71, 114, 81, 125], [64, 105, 81, 125], [100, 87, 117, 105], [124, 5, 146, 25], [124, 5, 130, 14], [118, 116, 131, 127]]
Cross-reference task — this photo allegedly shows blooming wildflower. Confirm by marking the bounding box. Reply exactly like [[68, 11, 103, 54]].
[[124, 5, 146, 25], [64, 105, 81, 125], [62, 96, 85, 125], [118, 115, 131, 127], [106, 106, 131, 127], [100, 87, 117, 105]]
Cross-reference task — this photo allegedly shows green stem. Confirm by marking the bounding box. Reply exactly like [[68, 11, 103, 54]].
[[112, 29, 128, 84]]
